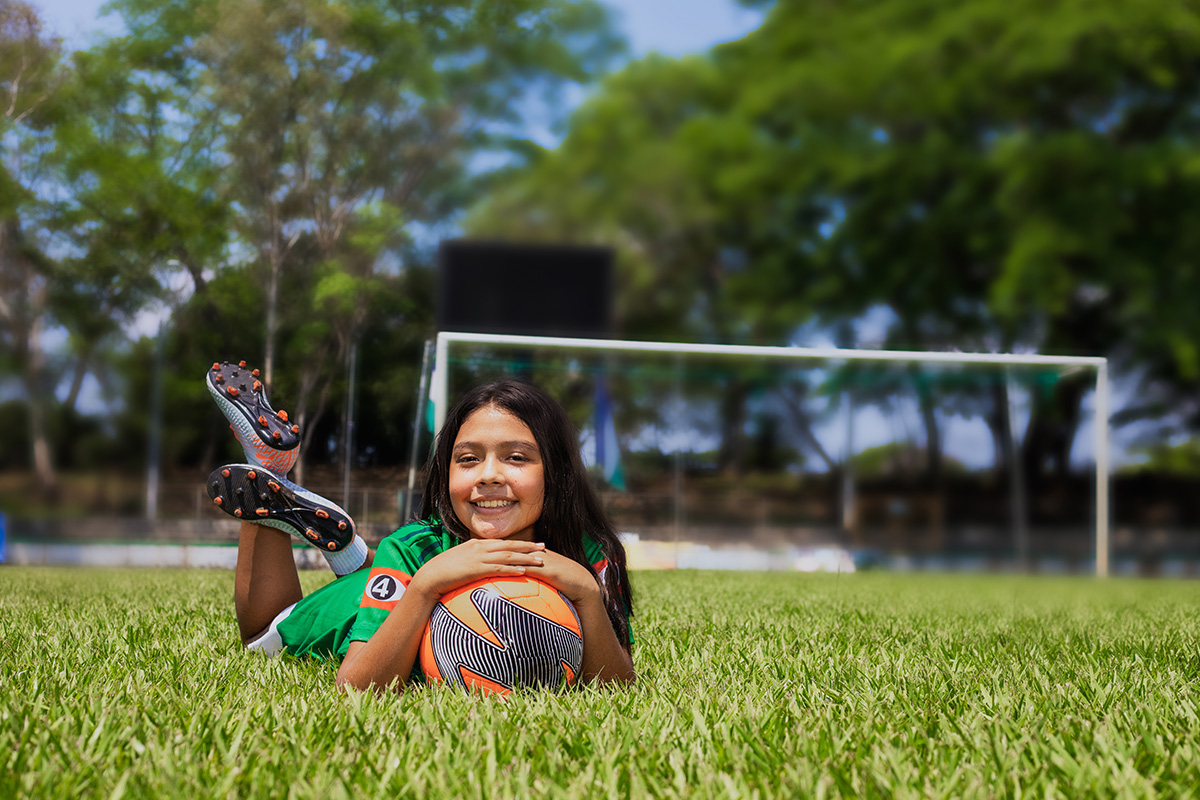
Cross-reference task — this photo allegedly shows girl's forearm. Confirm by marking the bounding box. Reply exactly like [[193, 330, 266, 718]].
[[574, 595, 636, 684], [335, 585, 439, 692]]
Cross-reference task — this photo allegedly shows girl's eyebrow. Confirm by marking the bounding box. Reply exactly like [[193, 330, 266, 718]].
[[453, 440, 539, 453]]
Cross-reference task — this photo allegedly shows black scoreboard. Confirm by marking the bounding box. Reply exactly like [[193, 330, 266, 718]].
[[436, 240, 614, 338]]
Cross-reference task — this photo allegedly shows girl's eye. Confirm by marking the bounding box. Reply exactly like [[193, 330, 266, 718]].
[[455, 455, 479, 465]]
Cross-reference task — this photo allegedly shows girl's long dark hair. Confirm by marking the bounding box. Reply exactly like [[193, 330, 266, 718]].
[[420, 379, 634, 644]]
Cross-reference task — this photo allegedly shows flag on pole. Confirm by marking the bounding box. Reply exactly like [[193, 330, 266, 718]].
[[594, 378, 626, 491]]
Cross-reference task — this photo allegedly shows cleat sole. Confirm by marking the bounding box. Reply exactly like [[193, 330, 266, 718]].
[[206, 360, 300, 474], [206, 464, 355, 550]]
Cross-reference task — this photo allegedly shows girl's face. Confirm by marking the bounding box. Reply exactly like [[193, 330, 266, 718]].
[[449, 404, 545, 541]]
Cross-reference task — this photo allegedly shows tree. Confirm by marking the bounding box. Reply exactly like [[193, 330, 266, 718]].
[[473, 0, 1200, 481], [716, 0, 1200, 477], [48, 36, 230, 416], [104, 0, 623, 476], [0, 0, 62, 492]]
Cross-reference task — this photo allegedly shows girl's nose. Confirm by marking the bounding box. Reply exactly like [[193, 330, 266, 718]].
[[477, 456, 504, 483]]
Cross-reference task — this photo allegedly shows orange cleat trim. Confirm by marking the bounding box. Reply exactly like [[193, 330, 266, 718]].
[[315, 510, 329, 519], [291, 425, 299, 433], [247, 470, 256, 480], [256, 508, 268, 517], [272, 431, 281, 440], [213, 497, 223, 506], [252, 369, 260, 377], [338, 521, 346, 531], [238, 360, 247, 367], [258, 416, 267, 426], [268, 481, 280, 492], [234, 509, 243, 518], [221, 469, 230, 478], [211, 362, 220, 370], [227, 386, 239, 397], [277, 410, 289, 421], [253, 380, 261, 392]]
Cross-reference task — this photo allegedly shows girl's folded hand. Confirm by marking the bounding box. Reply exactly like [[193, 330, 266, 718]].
[[526, 549, 602, 607], [409, 538, 548, 599]]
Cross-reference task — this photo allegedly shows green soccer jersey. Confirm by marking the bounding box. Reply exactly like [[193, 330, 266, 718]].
[[274, 519, 631, 668]]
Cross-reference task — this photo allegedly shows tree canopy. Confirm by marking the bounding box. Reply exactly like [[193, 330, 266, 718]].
[[468, 0, 1200, 479]]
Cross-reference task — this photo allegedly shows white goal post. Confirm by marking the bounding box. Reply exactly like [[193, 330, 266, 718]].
[[430, 331, 1111, 576]]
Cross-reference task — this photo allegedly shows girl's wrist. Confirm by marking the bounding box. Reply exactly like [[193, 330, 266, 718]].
[[565, 583, 604, 609]]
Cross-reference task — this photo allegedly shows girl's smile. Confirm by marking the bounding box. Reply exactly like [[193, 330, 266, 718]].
[[449, 404, 545, 541]]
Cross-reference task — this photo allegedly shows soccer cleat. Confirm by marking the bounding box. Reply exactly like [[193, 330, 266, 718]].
[[207, 463, 356, 551], [207, 361, 300, 474]]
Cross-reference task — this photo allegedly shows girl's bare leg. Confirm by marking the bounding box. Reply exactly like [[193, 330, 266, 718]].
[[234, 521, 302, 644]]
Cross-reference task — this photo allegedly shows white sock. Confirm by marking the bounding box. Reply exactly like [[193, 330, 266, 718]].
[[324, 535, 369, 576]]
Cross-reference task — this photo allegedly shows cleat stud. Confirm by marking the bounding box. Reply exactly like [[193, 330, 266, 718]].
[[211, 362, 220, 370], [213, 497, 223, 506], [234, 509, 243, 518], [221, 469, 230, 478], [238, 361, 246, 367], [272, 431, 282, 440], [226, 386, 239, 397], [256, 508, 268, 517], [268, 481, 280, 492], [231, 370, 238, 378], [338, 521, 347, 531], [252, 369, 260, 377], [253, 380, 261, 392], [315, 509, 329, 519], [277, 410, 289, 422], [305, 528, 317, 539], [247, 470, 256, 480], [215, 375, 224, 384], [291, 425, 300, 434], [327, 542, 336, 551], [258, 416, 268, 426]]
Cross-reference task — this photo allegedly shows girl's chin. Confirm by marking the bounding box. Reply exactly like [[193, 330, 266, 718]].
[[468, 525, 534, 542]]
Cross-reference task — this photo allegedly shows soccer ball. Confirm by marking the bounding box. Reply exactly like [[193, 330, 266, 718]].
[[419, 576, 584, 696]]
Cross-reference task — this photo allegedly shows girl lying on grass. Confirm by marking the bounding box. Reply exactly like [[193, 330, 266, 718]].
[[205, 362, 634, 691]]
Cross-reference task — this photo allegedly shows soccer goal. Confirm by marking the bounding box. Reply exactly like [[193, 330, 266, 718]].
[[425, 331, 1111, 576]]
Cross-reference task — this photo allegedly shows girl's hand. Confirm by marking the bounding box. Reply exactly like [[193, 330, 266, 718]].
[[408, 538, 548, 601], [527, 549, 635, 685], [524, 549, 602, 605]]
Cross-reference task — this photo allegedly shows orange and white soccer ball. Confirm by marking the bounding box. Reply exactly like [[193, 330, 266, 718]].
[[419, 576, 584, 696]]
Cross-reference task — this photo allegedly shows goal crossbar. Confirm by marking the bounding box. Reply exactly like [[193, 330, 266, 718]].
[[430, 331, 1111, 576]]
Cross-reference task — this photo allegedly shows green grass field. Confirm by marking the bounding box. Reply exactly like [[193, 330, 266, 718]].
[[3, 568, 1200, 798]]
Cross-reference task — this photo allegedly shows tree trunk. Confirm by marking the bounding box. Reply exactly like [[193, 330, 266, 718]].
[[1022, 374, 1089, 480], [917, 386, 942, 480], [717, 380, 748, 475], [1, 217, 56, 494], [62, 342, 94, 414], [26, 291, 56, 494], [987, 381, 1014, 475], [263, 250, 280, 394], [778, 384, 837, 471]]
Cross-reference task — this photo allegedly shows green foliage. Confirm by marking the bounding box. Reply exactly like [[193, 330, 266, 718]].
[[471, 0, 1200, 475], [4, 568, 1200, 797], [1123, 438, 1200, 477], [95, 0, 626, 471]]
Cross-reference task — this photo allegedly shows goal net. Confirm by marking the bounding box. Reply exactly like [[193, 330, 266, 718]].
[[424, 332, 1110, 575]]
